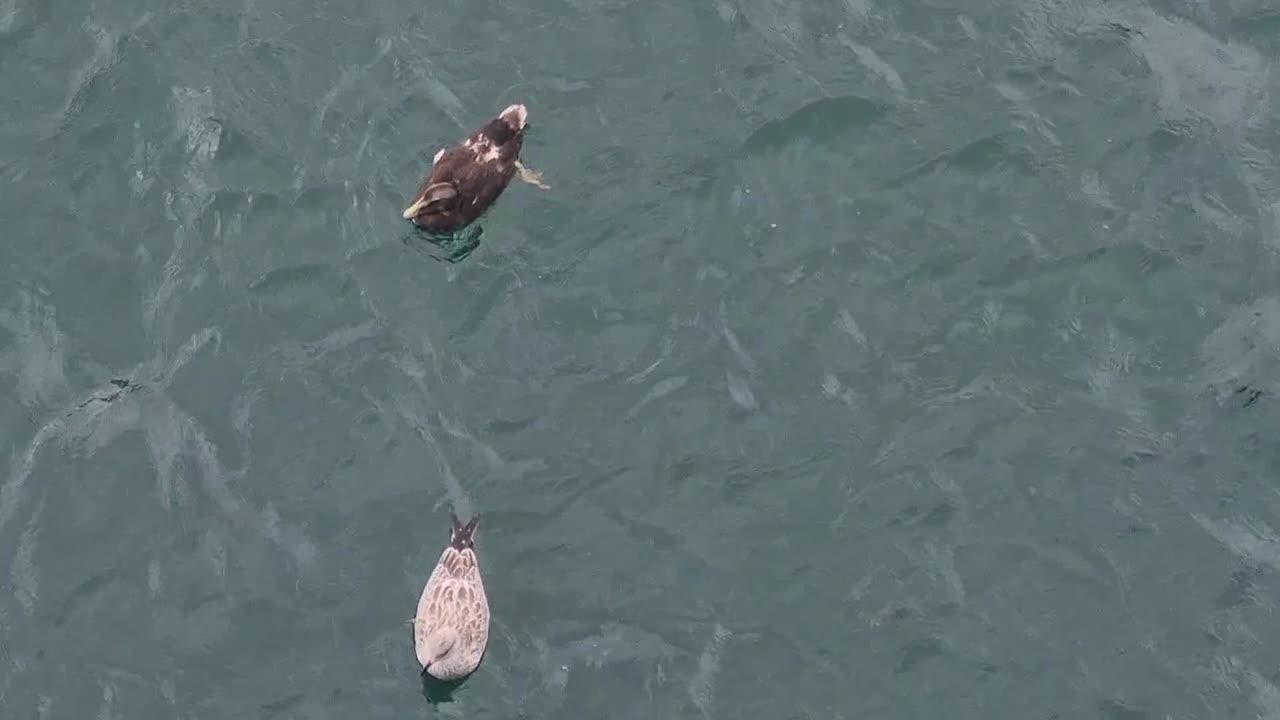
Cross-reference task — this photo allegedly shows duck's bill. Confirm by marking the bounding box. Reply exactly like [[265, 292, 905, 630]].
[[402, 198, 428, 219]]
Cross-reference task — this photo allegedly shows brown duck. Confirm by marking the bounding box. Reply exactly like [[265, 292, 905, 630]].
[[401, 104, 549, 234]]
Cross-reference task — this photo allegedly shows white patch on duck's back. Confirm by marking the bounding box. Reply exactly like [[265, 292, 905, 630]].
[[433, 148, 444, 165], [464, 136, 502, 163]]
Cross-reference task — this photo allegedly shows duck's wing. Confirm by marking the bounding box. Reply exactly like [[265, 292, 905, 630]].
[[420, 182, 458, 212], [431, 569, 488, 663], [415, 574, 484, 638], [459, 587, 491, 664]]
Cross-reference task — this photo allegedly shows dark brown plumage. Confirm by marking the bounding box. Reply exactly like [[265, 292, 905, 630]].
[[402, 104, 549, 234]]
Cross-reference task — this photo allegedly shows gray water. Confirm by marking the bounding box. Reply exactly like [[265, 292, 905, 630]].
[[4, 0, 1280, 717]]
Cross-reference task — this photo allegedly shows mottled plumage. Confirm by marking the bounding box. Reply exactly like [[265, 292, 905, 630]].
[[401, 104, 549, 234], [413, 513, 490, 681]]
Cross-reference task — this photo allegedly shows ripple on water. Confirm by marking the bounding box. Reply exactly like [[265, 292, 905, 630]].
[[737, 95, 887, 157], [0, 289, 69, 409]]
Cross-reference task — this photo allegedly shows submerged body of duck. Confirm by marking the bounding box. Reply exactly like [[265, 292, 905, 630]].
[[412, 513, 490, 681], [402, 104, 549, 234]]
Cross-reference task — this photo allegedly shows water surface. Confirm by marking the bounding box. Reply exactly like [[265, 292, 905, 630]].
[[4, 0, 1280, 717]]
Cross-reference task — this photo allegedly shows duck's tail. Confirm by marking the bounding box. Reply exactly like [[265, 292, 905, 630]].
[[449, 512, 479, 552]]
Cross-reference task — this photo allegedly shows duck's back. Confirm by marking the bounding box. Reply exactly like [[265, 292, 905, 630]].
[[415, 546, 490, 666], [435, 149, 518, 217]]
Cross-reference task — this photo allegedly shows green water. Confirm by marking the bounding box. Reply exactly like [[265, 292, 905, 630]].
[[4, 0, 1280, 717]]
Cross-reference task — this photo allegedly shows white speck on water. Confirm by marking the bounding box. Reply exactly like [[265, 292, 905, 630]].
[[12, 498, 41, 613], [96, 680, 116, 720], [837, 307, 868, 348], [924, 542, 966, 605], [1192, 513, 1280, 570], [1246, 669, 1280, 720], [148, 558, 162, 595], [719, 304, 756, 373], [1080, 169, 1115, 209], [0, 289, 70, 409], [980, 299, 1002, 334], [697, 265, 729, 282], [821, 373, 842, 398], [688, 623, 731, 717], [0, 0, 15, 33], [626, 336, 674, 386], [625, 375, 688, 419], [726, 369, 757, 410], [837, 33, 907, 97]]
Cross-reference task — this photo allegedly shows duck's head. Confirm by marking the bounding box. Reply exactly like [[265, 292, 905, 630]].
[[475, 104, 529, 148], [419, 627, 463, 680], [498, 104, 528, 132]]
